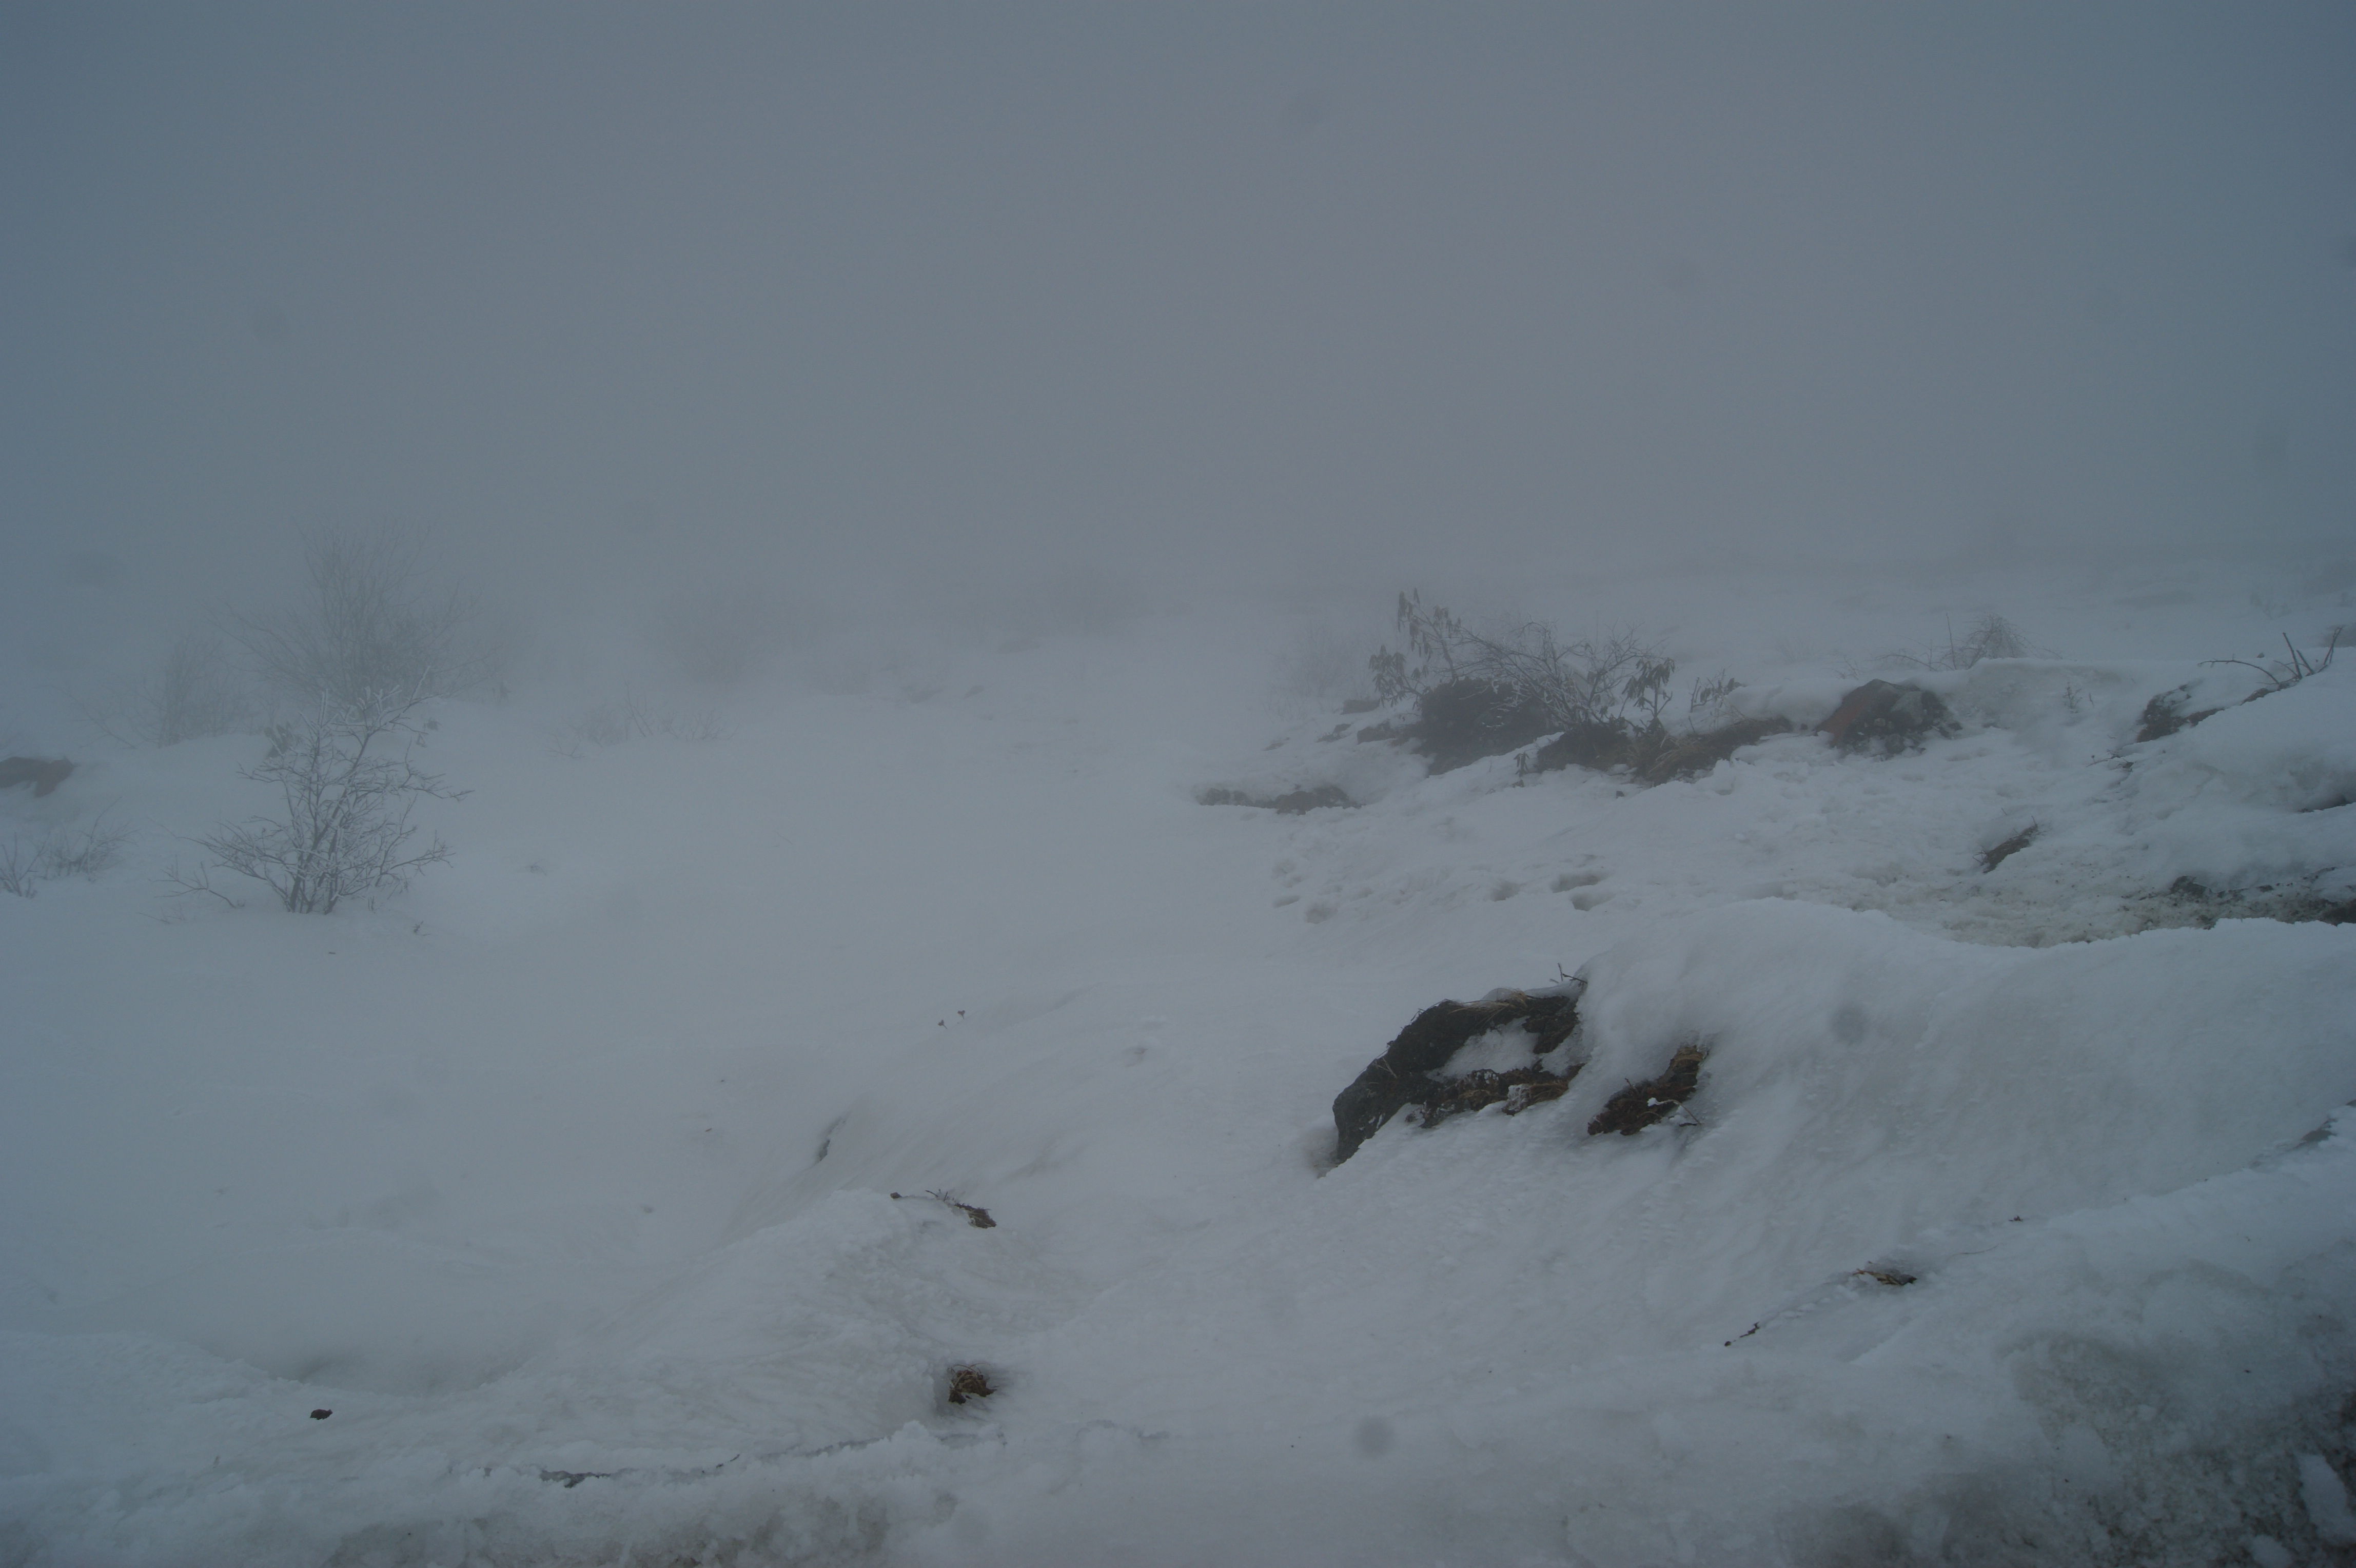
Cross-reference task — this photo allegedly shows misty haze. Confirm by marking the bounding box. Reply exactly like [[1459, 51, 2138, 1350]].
[[3, 5, 2353, 1564]]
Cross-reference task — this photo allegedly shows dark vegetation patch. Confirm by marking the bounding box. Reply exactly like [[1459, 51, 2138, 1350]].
[[2134, 687, 2222, 744], [1339, 594, 1854, 785], [1197, 783, 1356, 814], [1585, 1043, 1707, 1136], [1816, 681, 1959, 756], [2159, 876, 2356, 929], [946, 1366, 994, 1405], [1520, 714, 1796, 783], [1331, 987, 1582, 1163], [1411, 1067, 1572, 1129], [1361, 594, 1703, 777], [1634, 717, 1795, 783], [0, 757, 74, 797], [1389, 677, 1560, 773], [1981, 825, 2038, 872]]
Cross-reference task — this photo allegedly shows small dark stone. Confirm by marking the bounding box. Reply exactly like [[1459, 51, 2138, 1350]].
[[309, 1409, 332, 1420]]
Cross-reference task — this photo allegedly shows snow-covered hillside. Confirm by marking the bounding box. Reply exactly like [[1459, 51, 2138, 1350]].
[[3, 563, 2353, 1566]]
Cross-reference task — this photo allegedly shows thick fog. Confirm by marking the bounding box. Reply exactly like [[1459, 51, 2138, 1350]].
[[4, 3, 2351, 650]]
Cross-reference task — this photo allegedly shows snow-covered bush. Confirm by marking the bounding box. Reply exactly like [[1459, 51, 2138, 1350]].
[[173, 689, 462, 913], [230, 529, 496, 712]]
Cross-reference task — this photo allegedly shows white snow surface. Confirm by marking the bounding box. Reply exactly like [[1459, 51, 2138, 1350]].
[[4, 565, 2354, 1565]]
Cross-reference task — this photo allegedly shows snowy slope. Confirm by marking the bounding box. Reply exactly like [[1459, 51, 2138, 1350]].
[[2, 564, 2352, 1566]]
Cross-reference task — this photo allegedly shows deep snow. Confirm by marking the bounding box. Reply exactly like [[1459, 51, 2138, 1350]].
[[3, 562, 2353, 1566]]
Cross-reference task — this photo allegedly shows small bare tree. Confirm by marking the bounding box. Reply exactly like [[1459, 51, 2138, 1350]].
[[173, 688, 463, 913], [231, 529, 495, 712]]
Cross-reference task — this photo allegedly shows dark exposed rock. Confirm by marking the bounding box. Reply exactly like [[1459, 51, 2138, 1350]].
[[1585, 1043, 1707, 1136], [1331, 986, 1583, 1163], [1818, 681, 1958, 756], [946, 1366, 994, 1404], [1197, 784, 1356, 814], [0, 757, 74, 797]]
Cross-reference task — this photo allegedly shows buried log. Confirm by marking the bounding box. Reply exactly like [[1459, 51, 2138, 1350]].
[[1331, 987, 1582, 1163]]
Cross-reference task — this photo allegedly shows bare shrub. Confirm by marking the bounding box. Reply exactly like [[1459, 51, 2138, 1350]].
[[1, 815, 133, 898], [550, 690, 733, 756], [1371, 593, 1682, 735], [651, 588, 791, 688], [77, 631, 251, 747], [231, 530, 496, 712], [0, 838, 37, 898], [2206, 631, 2339, 695], [1881, 613, 2034, 673], [172, 689, 462, 913]]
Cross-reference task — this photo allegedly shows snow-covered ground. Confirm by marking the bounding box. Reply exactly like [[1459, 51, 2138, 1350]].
[[4, 560, 2353, 1566]]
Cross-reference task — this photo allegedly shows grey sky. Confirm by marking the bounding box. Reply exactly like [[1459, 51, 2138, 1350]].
[[5, 2, 2350, 621]]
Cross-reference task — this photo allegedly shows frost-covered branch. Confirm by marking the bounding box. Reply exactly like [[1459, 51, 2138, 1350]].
[[174, 687, 465, 914]]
